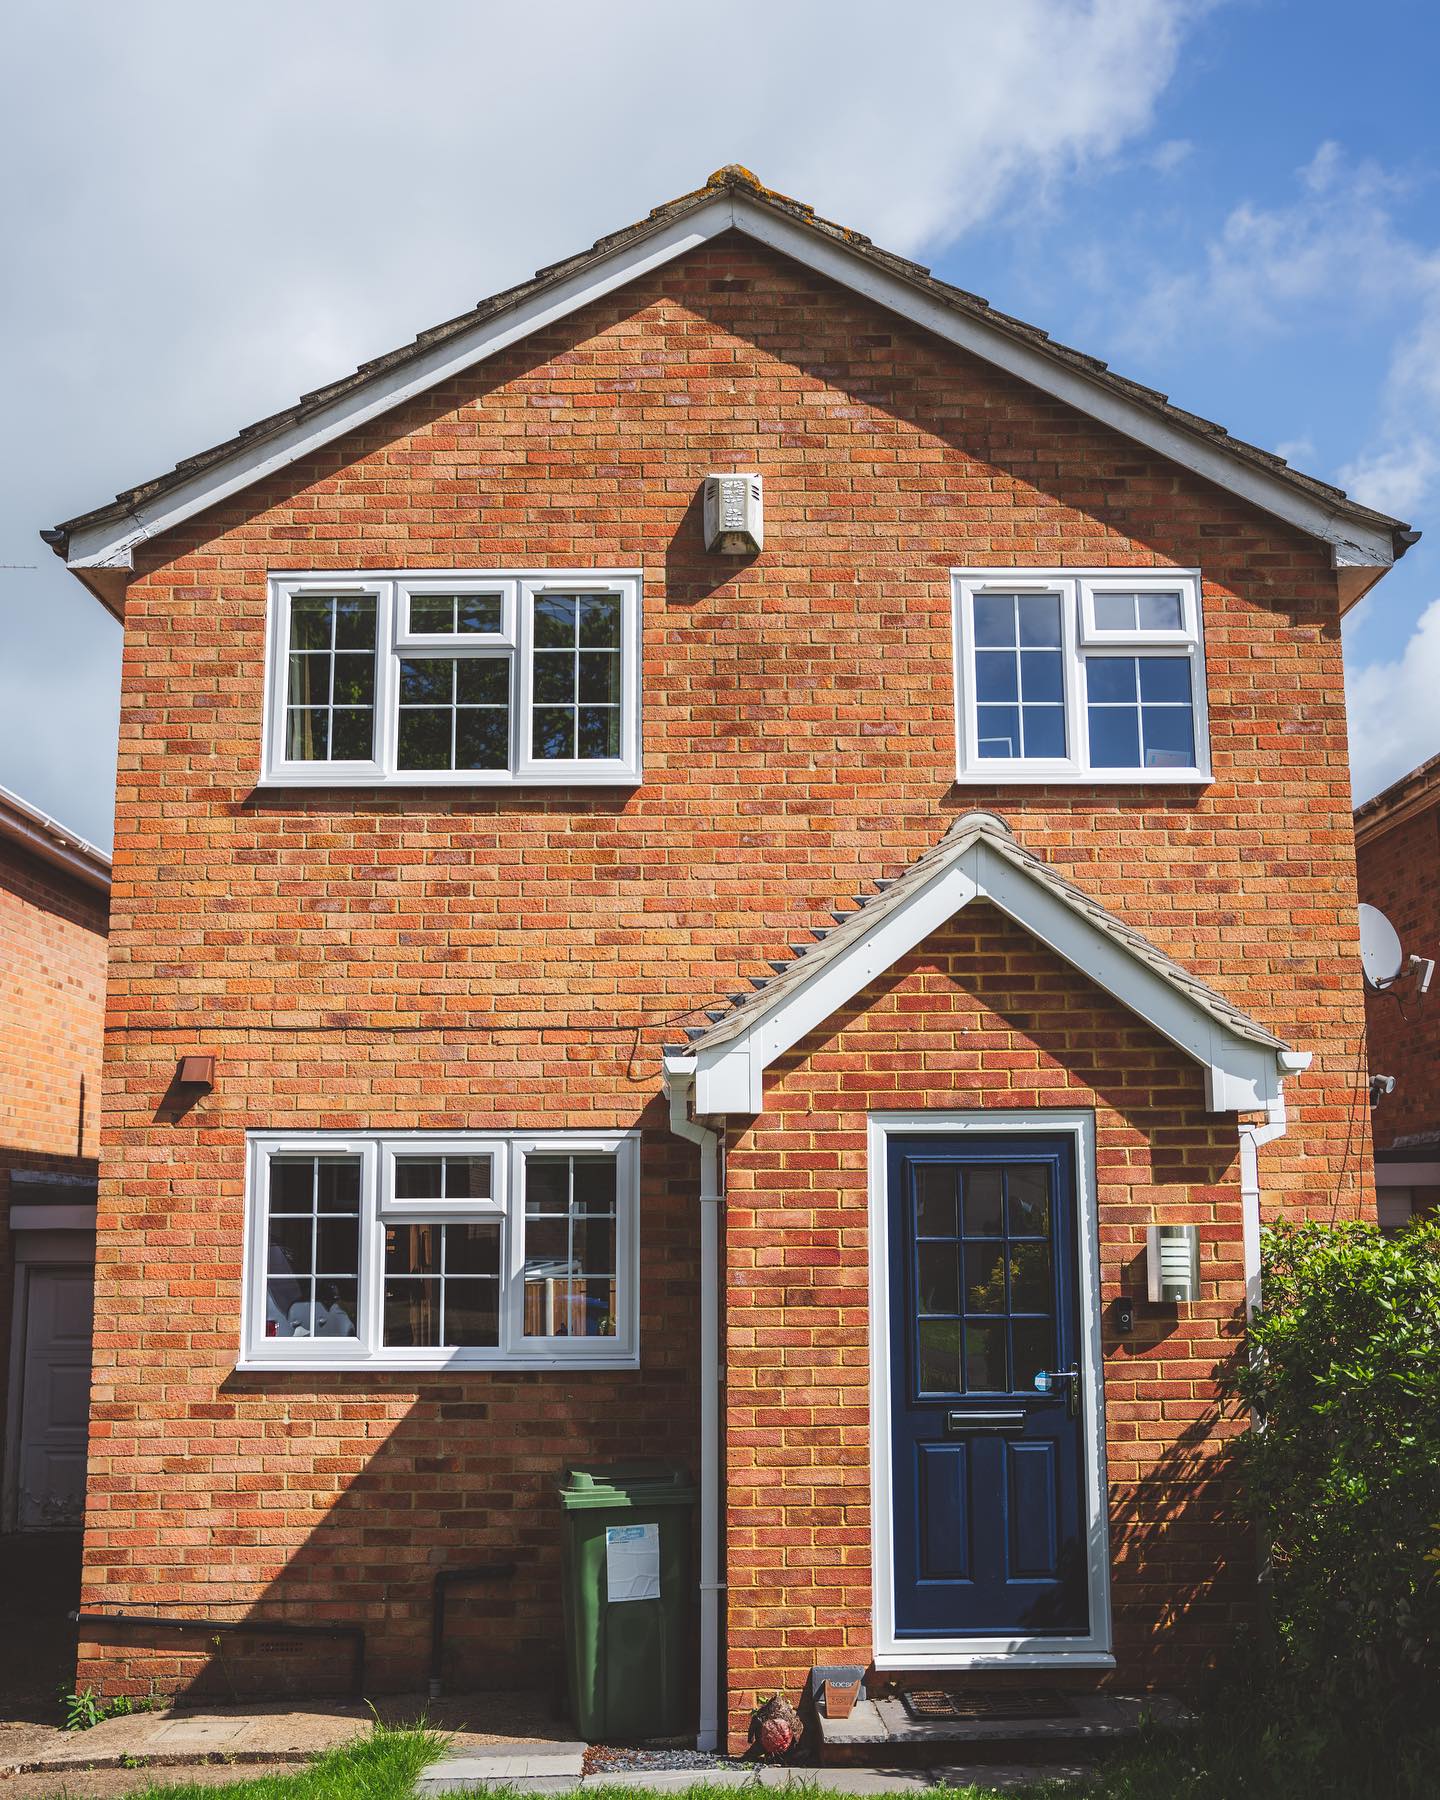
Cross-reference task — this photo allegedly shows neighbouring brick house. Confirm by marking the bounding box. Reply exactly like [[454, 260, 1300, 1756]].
[[1356, 754, 1440, 1228], [44, 168, 1412, 1751], [0, 782, 109, 1531]]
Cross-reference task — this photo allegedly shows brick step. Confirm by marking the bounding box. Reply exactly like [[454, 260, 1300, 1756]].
[[813, 1688, 1191, 1768]]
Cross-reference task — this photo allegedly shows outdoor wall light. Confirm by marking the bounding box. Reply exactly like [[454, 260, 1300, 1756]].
[[1146, 1223, 1200, 1304]]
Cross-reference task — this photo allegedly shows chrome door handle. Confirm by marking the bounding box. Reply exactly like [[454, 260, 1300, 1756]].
[[1033, 1364, 1081, 1420]]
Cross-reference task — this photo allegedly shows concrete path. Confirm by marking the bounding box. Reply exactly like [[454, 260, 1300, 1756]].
[[417, 1759, 1092, 1794]]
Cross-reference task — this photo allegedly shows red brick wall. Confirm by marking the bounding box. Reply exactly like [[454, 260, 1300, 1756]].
[[85, 233, 1369, 1702], [724, 904, 1250, 1748], [0, 840, 108, 1478], [1356, 801, 1440, 1150]]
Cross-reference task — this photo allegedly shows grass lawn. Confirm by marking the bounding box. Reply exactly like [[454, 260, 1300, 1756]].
[[128, 1726, 446, 1800]]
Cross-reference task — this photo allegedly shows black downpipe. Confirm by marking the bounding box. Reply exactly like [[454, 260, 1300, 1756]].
[[71, 1610, 366, 1698], [429, 1562, 516, 1699]]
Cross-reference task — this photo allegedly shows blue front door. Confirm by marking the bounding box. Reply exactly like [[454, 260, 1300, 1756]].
[[887, 1134, 1090, 1639]]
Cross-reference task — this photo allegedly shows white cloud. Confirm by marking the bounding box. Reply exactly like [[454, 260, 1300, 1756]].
[[1338, 439, 1440, 520], [1347, 597, 1440, 802], [1, 0, 1207, 844]]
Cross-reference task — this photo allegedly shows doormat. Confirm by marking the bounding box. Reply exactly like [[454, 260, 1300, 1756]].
[[899, 1688, 1078, 1722]]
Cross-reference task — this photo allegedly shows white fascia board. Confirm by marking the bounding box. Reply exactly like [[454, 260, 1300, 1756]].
[[66, 200, 739, 571], [692, 836, 1282, 1116], [66, 192, 1393, 578], [731, 200, 1394, 571]]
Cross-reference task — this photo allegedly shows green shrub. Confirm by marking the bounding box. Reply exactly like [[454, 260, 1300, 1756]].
[[1222, 1215, 1440, 1722]]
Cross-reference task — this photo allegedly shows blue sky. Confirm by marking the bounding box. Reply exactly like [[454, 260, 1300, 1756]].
[[4, 0, 1438, 850]]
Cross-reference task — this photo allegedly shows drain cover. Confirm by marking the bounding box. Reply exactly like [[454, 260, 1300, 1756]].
[[899, 1688, 1077, 1722]]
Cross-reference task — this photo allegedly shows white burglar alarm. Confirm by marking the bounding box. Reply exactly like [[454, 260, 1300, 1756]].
[[703, 473, 764, 554]]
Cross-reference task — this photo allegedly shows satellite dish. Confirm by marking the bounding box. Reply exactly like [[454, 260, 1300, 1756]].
[[1359, 903, 1404, 987]]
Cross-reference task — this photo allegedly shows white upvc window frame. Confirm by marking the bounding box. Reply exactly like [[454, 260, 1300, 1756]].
[[261, 570, 643, 788], [952, 568, 1211, 785], [241, 1129, 641, 1372]]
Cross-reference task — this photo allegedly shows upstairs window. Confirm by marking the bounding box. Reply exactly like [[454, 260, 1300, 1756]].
[[952, 570, 1209, 783], [263, 573, 642, 787]]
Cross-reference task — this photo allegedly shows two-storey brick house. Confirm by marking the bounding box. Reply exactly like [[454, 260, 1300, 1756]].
[[45, 168, 1411, 1751]]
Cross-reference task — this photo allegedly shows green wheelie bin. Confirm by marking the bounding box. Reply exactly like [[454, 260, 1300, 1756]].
[[557, 1462, 697, 1742]]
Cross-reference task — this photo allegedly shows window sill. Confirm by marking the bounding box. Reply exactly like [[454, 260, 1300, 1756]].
[[953, 769, 1211, 786], [255, 769, 644, 790], [236, 1350, 641, 1374]]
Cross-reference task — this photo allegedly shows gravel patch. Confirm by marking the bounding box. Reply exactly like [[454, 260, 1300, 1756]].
[[583, 1746, 753, 1776]]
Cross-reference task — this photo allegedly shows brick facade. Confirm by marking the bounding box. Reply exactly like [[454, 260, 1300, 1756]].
[[79, 234, 1372, 1718], [1356, 758, 1440, 1153], [0, 818, 108, 1506]]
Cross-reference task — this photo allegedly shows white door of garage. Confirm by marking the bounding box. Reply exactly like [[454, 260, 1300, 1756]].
[[17, 1267, 93, 1529]]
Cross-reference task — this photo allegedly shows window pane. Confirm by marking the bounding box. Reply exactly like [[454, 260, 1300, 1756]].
[[394, 1158, 444, 1200], [533, 652, 574, 704], [333, 599, 375, 650], [917, 1242, 959, 1314], [456, 594, 503, 634], [578, 1277, 617, 1336], [1093, 592, 1137, 632], [976, 705, 1020, 759], [578, 707, 621, 759], [398, 709, 451, 769], [445, 1223, 501, 1275], [578, 653, 620, 705], [410, 593, 504, 635], [964, 1320, 1008, 1392], [526, 1158, 570, 1213], [330, 709, 373, 760], [331, 655, 375, 706], [532, 707, 576, 760], [386, 1224, 439, 1275], [1019, 650, 1064, 703], [918, 1318, 962, 1392], [410, 596, 455, 634], [972, 593, 1015, 647], [400, 658, 453, 704], [269, 1161, 315, 1215], [574, 1158, 617, 1212], [316, 1160, 361, 1213], [579, 597, 621, 648], [1006, 1166, 1050, 1236], [267, 1281, 310, 1337], [1137, 592, 1183, 631], [915, 1163, 958, 1236], [443, 1156, 492, 1201], [312, 1279, 357, 1337], [1021, 706, 1065, 758], [1087, 658, 1137, 704], [289, 597, 333, 650], [962, 1168, 1003, 1236], [287, 654, 328, 706], [975, 651, 1018, 703], [534, 594, 577, 648], [457, 659, 509, 705], [315, 1216, 359, 1274], [445, 1279, 500, 1346], [457, 710, 509, 770], [964, 1243, 1007, 1313], [1138, 657, 1192, 704], [1143, 706, 1196, 768], [1012, 1318, 1053, 1391], [286, 709, 329, 760], [1009, 1242, 1053, 1313], [526, 1214, 569, 1262], [268, 1218, 313, 1277], [384, 1278, 440, 1347], [1089, 705, 1141, 768], [1018, 595, 1061, 647]]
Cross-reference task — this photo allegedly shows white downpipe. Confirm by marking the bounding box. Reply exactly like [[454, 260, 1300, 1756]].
[[667, 1070, 723, 1752], [1238, 1089, 1289, 1319]]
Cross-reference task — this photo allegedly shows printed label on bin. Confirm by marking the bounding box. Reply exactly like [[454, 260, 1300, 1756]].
[[605, 1522, 661, 1602]]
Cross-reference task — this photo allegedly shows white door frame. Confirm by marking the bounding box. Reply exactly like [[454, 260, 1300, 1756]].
[[867, 1108, 1114, 1669]]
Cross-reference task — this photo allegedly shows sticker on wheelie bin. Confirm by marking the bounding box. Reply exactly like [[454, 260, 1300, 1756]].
[[605, 1522, 661, 1601]]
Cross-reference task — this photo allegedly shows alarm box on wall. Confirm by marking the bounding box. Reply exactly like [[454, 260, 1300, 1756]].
[[702, 473, 763, 554]]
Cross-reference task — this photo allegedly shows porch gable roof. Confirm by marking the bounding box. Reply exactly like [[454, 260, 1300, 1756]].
[[665, 811, 1305, 1117]]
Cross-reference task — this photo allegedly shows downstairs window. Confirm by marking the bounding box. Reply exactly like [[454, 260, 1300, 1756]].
[[243, 1131, 639, 1369]]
